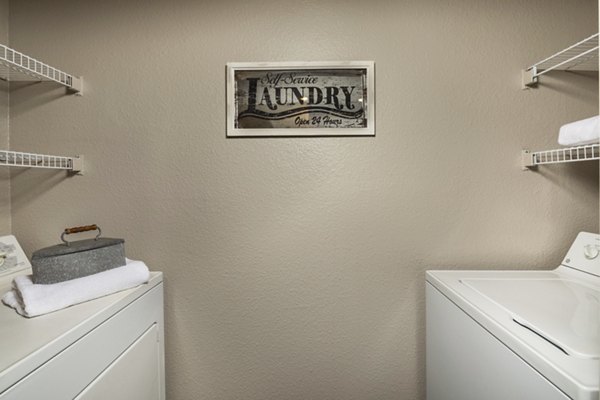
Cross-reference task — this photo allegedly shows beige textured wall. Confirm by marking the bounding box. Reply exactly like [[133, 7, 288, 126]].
[[0, 0, 9, 234], [7, 1, 599, 399]]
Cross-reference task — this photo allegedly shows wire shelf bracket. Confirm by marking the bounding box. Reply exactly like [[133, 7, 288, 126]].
[[522, 144, 599, 170], [0, 44, 82, 94], [0, 151, 83, 174], [522, 33, 598, 89]]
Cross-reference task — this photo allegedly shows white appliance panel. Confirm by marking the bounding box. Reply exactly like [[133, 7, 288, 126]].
[[427, 284, 570, 400], [462, 278, 599, 359]]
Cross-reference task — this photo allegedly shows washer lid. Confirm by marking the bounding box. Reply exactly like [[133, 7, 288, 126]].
[[462, 278, 600, 359]]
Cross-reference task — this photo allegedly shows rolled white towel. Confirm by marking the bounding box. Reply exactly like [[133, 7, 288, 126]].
[[2, 258, 150, 318], [558, 115, 599, 146]]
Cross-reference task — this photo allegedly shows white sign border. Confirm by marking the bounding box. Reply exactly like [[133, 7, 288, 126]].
[[226, 61, 375, 137]]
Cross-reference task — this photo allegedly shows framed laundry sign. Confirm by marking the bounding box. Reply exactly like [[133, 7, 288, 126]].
[[226, 61, 375, 137]]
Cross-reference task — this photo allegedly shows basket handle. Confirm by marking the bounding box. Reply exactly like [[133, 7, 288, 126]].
[[61, 224, 102, 246]]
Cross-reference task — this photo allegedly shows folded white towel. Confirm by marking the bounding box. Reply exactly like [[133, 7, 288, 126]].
[[558, 115, 599, 146], [2, 259, 150, 318]]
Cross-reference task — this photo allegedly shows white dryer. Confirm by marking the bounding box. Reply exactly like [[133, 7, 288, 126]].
[[426, 232, 599, 400], [0, 264, 165, 400]]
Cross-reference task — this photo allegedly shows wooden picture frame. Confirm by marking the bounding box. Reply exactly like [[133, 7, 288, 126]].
[[227, 61, 375, 137]]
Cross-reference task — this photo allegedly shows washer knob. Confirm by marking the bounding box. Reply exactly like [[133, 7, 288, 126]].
[[583, 244, 599, 260]]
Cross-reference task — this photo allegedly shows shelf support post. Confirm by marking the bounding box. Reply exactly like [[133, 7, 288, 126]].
[[522, 67, 537, 89], [522, 149, 535, 170], [69, 76, 83, 95], [71, 155, 84, 175]]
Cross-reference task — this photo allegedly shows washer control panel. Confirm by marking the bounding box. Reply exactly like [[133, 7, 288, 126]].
[[562, 232, 600, 276], [0, 235, 31, 277]]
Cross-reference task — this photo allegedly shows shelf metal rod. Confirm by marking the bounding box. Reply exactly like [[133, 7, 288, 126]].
[[530, 33, 599, 70], [534, 46, 598, 77], [522, 144, 599, 170], [0, 43, 82, 94], [522, 33, 599, 88], [0, 150, 83, 174]]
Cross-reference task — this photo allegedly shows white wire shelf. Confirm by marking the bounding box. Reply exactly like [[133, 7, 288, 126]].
[[522, 33, 598, 88], [522, 144, 599, 169], [0, 150, 83, 174], [0, 44, 82, 94]]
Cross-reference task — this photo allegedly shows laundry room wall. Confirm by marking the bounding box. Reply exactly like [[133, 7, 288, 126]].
[[7, 1, 599, 399], [0, 0, 9, 234]]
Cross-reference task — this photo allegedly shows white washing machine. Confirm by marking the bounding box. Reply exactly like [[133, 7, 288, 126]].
[[0, 249, 165, 400], [426, 232, 599, 400]]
